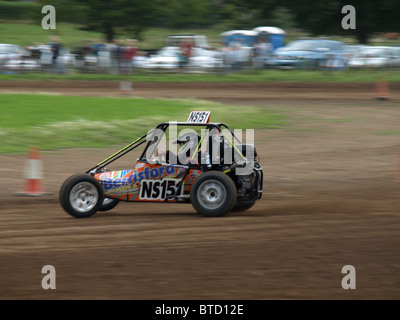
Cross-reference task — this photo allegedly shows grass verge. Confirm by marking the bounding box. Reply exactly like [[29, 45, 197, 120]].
[[0, 93, 286, 154], [1, 68, 400, 83]]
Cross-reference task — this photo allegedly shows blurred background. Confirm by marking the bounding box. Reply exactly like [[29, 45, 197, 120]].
[[1, 1, 400, 301], [1, 0, 400, 76]]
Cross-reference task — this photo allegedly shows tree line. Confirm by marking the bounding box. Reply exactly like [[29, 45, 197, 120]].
[[3, 0, 400, 44]]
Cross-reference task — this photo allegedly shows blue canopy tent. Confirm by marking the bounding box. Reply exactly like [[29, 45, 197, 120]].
[[220, 30, 258, 47]]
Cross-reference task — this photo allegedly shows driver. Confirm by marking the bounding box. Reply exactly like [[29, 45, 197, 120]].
[[156, 131, 201, 165], [175, 131, 201, 165]]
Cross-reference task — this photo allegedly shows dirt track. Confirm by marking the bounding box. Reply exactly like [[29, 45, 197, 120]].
[[1, 80, 400, 300], [1, 79, 400, 101]]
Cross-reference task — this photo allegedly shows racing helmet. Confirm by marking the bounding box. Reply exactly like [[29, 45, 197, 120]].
[[173, 131, 200, 162]]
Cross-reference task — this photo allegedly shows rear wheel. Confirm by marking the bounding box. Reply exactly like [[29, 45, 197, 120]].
[[231, 203, 255, 212], [190, 171, 237, 217], [59, 174, 104, 218], [99, 198, 119, 212]]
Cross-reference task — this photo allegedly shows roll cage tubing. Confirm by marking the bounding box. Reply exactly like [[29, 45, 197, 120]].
[[86, 122, 247, 174], [86, 130, 152, 174]]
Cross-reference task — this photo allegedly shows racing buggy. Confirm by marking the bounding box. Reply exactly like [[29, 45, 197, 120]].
[[59, 111, 263, 218]]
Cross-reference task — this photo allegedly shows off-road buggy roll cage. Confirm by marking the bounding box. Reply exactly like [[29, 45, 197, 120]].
[[87, 121, 246, 174], [85, 121, 263, 204]]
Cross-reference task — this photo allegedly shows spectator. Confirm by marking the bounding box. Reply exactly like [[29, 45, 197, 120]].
[[75, 40, 92, 72], [253, 39, 272, 69], [93, 40, 112, 73], [129, 39, 139, 73], [35, 43, 52, 72], [178, 40, 193, 71], [90, 39, 105, 57], [49, 37, 61, 73], [109, 39, 122, 74], [121, 39, 137, 74], [229, 43, 244, 71]]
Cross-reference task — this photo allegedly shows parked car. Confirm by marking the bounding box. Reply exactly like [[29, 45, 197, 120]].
[[26, 44, 76, 71], [140, 46, 179, 70], [166, 34, 210, 49], [0, 43, 31, 70], [347, 46, 400, 68], [190, 47, 221, 69], [140, 46, 218, 70], [344, 44, 366, 58], [272, 39, 347, 69], [2, 58, 39, 71]]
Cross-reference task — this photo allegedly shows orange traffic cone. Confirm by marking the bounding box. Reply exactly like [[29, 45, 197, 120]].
[[16, 147, 48, 196], [375, 80, 390, 101]]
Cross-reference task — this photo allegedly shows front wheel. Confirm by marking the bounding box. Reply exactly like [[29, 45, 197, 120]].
[[59, 174, 104, 218], [190, 171, 237, 217]]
